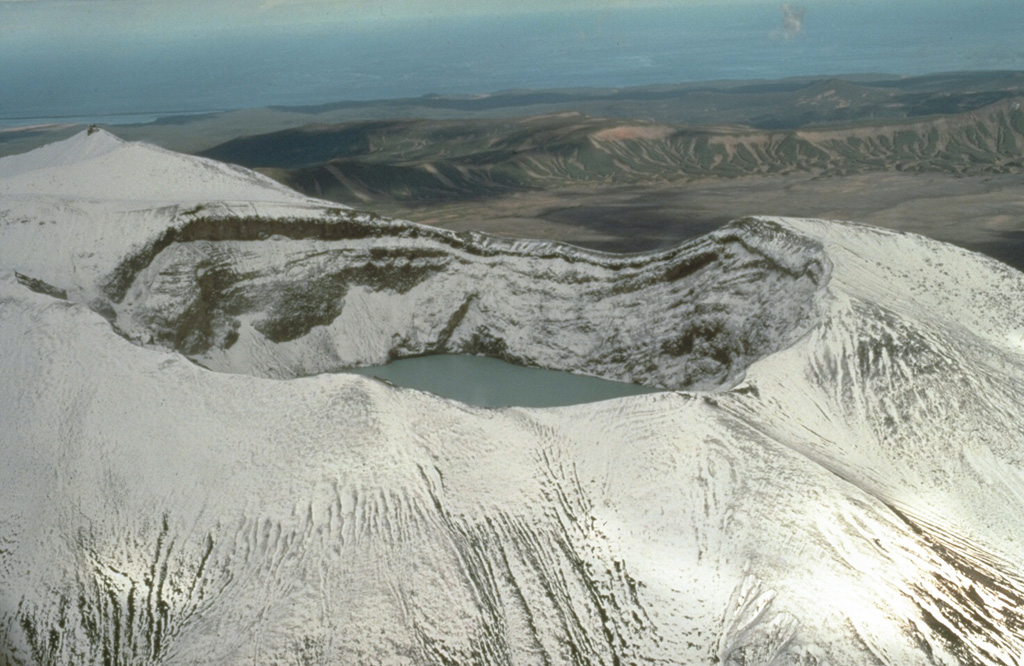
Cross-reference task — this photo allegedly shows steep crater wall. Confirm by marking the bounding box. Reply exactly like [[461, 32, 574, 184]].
[[108, 215, 831, 390]]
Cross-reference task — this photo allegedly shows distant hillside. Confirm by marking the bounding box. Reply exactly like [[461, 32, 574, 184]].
[[261, 70, 1024, 131], [201, 98, 1024, 208], [9, 70, 1024, 159]]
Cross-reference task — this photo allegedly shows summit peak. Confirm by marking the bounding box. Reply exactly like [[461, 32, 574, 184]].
[[0, 128, 315, 204], [0, 127, 125, 179]]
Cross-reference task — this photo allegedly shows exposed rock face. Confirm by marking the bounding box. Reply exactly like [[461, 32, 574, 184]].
[[111, 215, 829, 389], [2, 131, 1024, 665]]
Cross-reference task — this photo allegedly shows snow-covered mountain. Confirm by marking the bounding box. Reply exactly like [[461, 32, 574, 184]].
[[2, 130, 1023, 665]]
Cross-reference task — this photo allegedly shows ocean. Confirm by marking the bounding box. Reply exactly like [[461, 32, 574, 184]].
[[2, 1, 1023, 126]]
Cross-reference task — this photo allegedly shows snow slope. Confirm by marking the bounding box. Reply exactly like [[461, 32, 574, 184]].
[[0, 129, 346, 304], [0, 128, 312, 202], [1, 131, 1023, 665]]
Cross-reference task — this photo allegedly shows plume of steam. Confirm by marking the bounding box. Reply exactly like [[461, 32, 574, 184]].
[[777, 3, 805, 40]]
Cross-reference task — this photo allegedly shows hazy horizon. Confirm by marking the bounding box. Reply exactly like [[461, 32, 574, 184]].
[[2, 0, 1023, 126]]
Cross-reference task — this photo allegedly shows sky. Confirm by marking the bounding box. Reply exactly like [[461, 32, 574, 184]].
[[2, 0, 1023, 123], [2, 0, 846, 50], [4, 1, 764, 30]]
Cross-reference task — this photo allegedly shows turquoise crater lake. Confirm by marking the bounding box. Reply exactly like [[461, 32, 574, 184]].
[[344, 354, 661, 408]]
